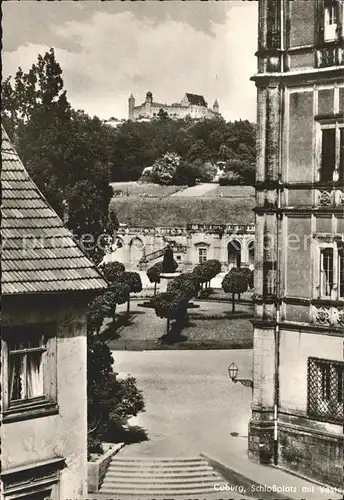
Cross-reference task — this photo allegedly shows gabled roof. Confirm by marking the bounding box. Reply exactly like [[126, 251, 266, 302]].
[[185, 93, 207, 107], [1, 127, 107, 295]]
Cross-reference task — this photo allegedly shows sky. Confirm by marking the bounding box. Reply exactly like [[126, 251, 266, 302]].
[[2, 1, 258, 122]]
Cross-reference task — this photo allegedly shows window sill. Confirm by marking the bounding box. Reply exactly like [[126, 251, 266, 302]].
[[3, 400, 59, 423]]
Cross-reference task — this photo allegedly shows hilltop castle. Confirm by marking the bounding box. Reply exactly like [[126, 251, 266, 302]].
[[128, 91, 221, 121]]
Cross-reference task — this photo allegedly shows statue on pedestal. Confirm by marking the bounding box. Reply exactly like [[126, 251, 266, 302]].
[[162, 245, 176, 273]]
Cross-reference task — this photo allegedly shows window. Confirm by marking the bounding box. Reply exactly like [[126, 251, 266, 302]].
[[324, 0, 342, 41], [9, 333, 45, 403], [3, 325, 57, 421], [339, 248, 344, 298], [319, 245, 344, 300], [228, 240, 241, 268], [319, 124, 344, 182], [308, 357, 344, 423], [198, 247, 207, 263], [320, 128, 336, 181], [320, 248, 334, 296]]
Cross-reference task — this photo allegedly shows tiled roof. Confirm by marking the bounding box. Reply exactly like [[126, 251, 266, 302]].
[[1, 127, 108, 295], [185, 93, 207, 107]]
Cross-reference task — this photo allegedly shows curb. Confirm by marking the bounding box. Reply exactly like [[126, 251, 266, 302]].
[[200, 452, 294, 500]]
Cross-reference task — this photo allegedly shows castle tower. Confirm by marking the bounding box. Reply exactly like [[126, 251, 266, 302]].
[[145, 91, 153, 104], [213, 99, 219, 113], [128, 94, 135, 120], [145, 91, 153, 118]]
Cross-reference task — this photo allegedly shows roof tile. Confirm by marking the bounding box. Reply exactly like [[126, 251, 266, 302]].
[[1, 127, 108, 295]]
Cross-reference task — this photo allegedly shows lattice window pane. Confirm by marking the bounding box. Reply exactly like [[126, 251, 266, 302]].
[[198, 248, 207, 264], [320, 248, 334, 297], [263, 260, 277, 296], [308, 357, 344, 424]]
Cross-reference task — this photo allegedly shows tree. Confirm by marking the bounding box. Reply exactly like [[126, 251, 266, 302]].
[[2, 49, 115, 264], [167, 272, 201, 300], [167, 273, 201, 326], [151, 152, 180, 185], [192, 259, 221, 290], [152, 291, 187, 335], [172, 160, 197, 186], [87, 295, 108, 336], [103, 281, 130, 322], [238, 267, 254, 290], [146, 262, 162, 296], [87, 340, 145, 455], [222, 268, 248, 312], [101, 261, 125, 283], [192, 159, 218, 182], [122, 271, 143, 313], [157, 108, 169, 120]]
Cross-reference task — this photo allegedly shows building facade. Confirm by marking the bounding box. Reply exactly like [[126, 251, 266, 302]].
[[104, 223, 255, 273], [128, 92, 221, 121], [1, 128, 107, 499], [250, 0, 343, 489]]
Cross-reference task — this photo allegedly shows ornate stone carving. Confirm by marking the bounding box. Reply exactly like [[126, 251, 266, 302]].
[[317, 189, 332, 206], [334, 308, 344, 327], [313, 306, 344, 327], [337, 190, 344, 206], [314, 306, 331, 325]]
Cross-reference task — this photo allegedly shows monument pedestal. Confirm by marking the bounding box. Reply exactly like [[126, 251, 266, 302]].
[[159, 272, 180, 293]]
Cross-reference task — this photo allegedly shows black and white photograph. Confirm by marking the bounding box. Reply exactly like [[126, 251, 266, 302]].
[[1, 1, 343, 499]]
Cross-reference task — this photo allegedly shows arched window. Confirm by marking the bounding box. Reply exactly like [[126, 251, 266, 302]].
[[228, 240, 241, 268], [248, 240, 255, 267], [129, 237, 144, 264]]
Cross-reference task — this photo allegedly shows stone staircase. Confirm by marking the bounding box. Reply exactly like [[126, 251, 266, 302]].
[[98, 456, 235, 498]]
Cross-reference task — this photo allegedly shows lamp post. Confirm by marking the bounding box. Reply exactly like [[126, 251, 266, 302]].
[[228, 362, 253, 389]]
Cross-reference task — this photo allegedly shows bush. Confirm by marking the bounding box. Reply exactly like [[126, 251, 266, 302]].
[[88, 341, 145, 452], [192, 259, 221, 286], [101, 261, 125, 283], [151, 152, 180, 185], [168, 272, 201, 300], [222, 268, 248, 312], [87, 295, 108, 336]]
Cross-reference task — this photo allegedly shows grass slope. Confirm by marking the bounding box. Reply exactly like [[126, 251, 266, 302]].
[[110, 196, 255, 226]]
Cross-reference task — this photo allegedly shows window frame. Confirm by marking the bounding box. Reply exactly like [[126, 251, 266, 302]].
[[315, 242, 344, 301], [317, 121, 344, 183], [2, 324, 58, 423], [198, 247, 208, 264], [307, 357, 344, 424], [323, 0, 344, 42]]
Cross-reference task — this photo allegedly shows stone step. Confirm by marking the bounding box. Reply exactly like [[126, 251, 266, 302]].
[[99, 456, 232, 498], [108, 464, 214, 471], [111, 457, 207, 463], [102, 476, 223, 486], [105, 469, 218, 478], [99, 486, 225, 495]]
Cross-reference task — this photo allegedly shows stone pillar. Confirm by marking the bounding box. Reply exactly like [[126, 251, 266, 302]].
[[185, 232, 193, 270], [249, 83, 280, 466], [265, 85, 280, 182], [249, 326, 276, 464]]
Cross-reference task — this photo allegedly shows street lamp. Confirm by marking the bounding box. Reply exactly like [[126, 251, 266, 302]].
[[228, 362, 253, 389]]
